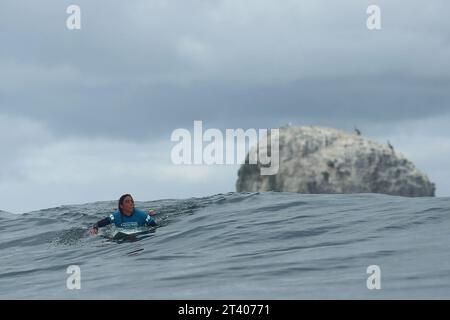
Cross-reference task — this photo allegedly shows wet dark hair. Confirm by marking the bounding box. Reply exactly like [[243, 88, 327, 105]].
[[118, 194, 133, 214]]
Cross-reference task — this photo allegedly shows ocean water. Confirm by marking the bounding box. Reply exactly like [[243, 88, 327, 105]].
[[1, 192, 450, 299]]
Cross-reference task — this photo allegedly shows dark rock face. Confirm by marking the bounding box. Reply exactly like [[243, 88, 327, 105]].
[[236, 126, 435, 197]]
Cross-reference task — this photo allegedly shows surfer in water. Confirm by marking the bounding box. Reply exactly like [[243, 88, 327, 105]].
[[88, 194, 157, 235]]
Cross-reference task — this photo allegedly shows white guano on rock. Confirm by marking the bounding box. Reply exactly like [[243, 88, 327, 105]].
[[236, 126, 435, 197]]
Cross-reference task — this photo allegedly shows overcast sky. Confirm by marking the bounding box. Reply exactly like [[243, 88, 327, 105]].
[[1, 0, 449, 213]]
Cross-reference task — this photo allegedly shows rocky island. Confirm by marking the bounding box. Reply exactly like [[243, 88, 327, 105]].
[[236, 126, 435, 197]]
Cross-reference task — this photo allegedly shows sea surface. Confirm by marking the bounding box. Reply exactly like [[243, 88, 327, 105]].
[[1, 192, 450, 299]]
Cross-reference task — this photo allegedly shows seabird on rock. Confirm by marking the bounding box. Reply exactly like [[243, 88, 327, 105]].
[[387, 140, 394, 151], [354, 126, 361, 136]]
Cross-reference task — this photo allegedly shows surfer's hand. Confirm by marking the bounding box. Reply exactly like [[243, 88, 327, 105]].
[[148, 210, 157, 216], [88, 227, 98, 235]]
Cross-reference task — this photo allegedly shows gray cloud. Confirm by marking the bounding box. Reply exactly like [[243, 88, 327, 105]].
[[2, 76, 450, 141], [2, 1, 450, 140]]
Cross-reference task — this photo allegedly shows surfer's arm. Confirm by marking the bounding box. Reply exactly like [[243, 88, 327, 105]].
[[145, 213, 157, 227], [89, 217, 112, 235], [94, 217, 111, 229]]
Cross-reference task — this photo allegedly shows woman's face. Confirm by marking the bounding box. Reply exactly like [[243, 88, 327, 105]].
[[120, 196, 134, 215]]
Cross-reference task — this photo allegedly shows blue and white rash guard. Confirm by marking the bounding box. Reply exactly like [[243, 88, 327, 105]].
[[93, 208, 157, 229]]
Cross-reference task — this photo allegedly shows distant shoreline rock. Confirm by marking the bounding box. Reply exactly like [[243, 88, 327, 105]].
[[236, 126, 435, 197]]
